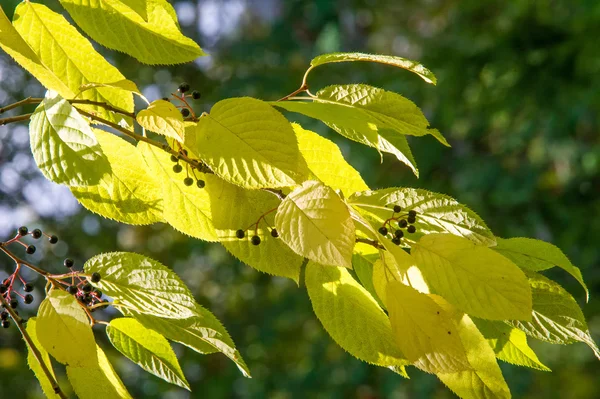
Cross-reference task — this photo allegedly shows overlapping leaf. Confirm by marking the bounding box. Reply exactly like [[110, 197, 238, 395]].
[[194, 97, 309, 188], [509, 272, 600, 359], [59, 0, 204, 64], [137, 99, 185, 142], [349, 187, 495, 245], [71, 129, 164, 225], [305, 262, 408, 374], [494, 237, 588, 300], [29, 91, 111, 187], [13, 2, 133, 125], [85, 252, 199, 319], [25, 318, 62, 399], [36, 290, 97, 368], [107, 318, 190, 390], [412, 234, 532, 320], [275, 180, 355, 268]]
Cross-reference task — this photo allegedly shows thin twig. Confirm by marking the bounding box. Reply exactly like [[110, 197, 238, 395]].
[[0, 113, 33, 126], [70, 99, 135, 118], [0, 97, 42, 114], [356, 237, 385, 250], [263, 188, 287, 200]]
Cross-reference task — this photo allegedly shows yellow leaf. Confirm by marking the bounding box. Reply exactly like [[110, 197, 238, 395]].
[[137, 100, 185, 142]]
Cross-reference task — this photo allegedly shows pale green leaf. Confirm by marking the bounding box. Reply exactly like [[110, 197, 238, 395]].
[[306, 262, 409, 374], [293, 123, 369, 197], [137, 99, 185, 142], [352, 249, 384, 308], [310, 52, 437, 84], [107, 318, 190, 390], [36, 289, 97, 367], [0, 8, 73, 97], [194, 97, 309, 188], [71, 129, 164, 225], [139, 142, 218, 241], [84, 252, 199, 319], [473, 318, 550, 371], [386, 281, 471, 373], [25, 318, 62, 399], [67, 345, 133, 399], [29, 91, 112, 186], [121, 305, 251, 377], [350, 187, 496, 245], [275, 180, 355, 267], [508, 272, 600, 360], [13, 2, 133, 125], [78, 79, 144, 100], [494, 237, 588, 301], [59, 0, 204, 65], [412, 234, 532, 320], [436, 309, 511, 399], [121, 0, 149, 20]]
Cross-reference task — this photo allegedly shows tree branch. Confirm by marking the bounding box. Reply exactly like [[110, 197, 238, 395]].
[[356, 237, 385, 250], [0, 113, 33, 126], [0, 97, 42, 114], [70, 99, 135, 118]]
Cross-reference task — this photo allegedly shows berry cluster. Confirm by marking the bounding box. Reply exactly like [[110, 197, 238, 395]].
[[377, 206, 419, 246], [162, 82, 201, 119], [61, 260, 108, 312], [169, 148, 206, 188], [235, 208, 279, 246]]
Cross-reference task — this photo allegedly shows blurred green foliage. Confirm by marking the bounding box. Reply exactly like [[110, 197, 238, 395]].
[[0, 0, 598, 398]]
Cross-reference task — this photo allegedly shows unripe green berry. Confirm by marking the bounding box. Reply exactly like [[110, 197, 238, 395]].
[[183, 177, 194, 186], [24, 294, 33, 304], [18, 226, 28, 236], [23, 283, 33, 292], [64, 258, 74, 268], [173, 164, 183, 173], [26, 245, 36, 254], [236, 229, 245, 239], [251, 235, 261, 246], [32, 229, 42, 239], [49, 235, 58, 244], [181, 108, 190, 117], [407, 225, 416, 234], [393, 205, 402, 213], [378, 226, 388, 236], [91, 272, 102, 283], [196, 179, 205, 189]]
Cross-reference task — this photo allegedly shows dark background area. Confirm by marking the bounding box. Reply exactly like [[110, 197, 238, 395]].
[[0, 0, 598, 398]]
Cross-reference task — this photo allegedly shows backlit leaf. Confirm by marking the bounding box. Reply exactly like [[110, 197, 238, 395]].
[[25, 318, 62, 399], [137, 99, 185, 142]]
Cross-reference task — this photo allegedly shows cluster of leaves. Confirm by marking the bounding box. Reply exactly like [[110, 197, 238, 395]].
[[0, 1, 597, 398]]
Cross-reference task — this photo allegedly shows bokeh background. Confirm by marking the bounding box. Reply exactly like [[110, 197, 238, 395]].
[[0, 0, 599, 398]]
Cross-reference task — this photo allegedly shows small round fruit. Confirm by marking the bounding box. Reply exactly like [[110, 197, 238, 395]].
[[49, 235, 58, 244], [196, 179, 205, 189], [407, 225, 416, 234], [184, 177, 194, 186], [408, 210, 418, 218], [91, 272, 102, 283], [270, 229, 279, 238], [25, 245, 36, 255], [192, 90, 201, 100], [18, 226, 28, 236], [181, 108, 190, 117], [32, 229, 42, 239], [93, 289, 103, 298], [64, 258, 74, 268], [398, 219, 408, 228], [10, 299, 18, 309], [394, 230, 404, 238], [162, 97, 170, 102], [0, 311, 7, 320], [23, 283, 33, 292], [235, 229, 245, 239], [67, 286, 78, 295], [2, 320, 9, 329], [82, 283, 92, 293], [251, 235, 261, 246], [393, 205, 402, 213], [378, 226, 388, 236], [178, 83, 190, 93], [0, 286, 7, 294], [391, 237, 401, 245], [407, 216, 416, 224], [173, 164, 183, 173], [24, 294, 33, 304], [170, 154, 179, 162]]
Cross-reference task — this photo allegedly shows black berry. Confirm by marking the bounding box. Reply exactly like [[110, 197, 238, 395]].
[[49, 235, 58, 244], [25, 245, 36, 254], [183, 177, 194, 186], [0, 311, 8, 320], [251, 235, 261, 246], [2, 320, 9, 329], [407, 225, 416, 234], [196, 179, 205, 189], [67, 286, 78, 295], [93, 289, 103, 298], [91, 273, 101, 283], [392, 237, 401, 245], [162, 97, 170, 101], [192, 91, 201, 100], [235, 229, 245, 239], [173, 164, 183, 173], [395, 230, 404, 238], [82, 283, 92, 293], [378, 226, 388, 236], [408, 210, 418, 218], [181, 108, 190, 118], [398, 219, 408, 228], [64, 258, 74, 268], [32, 229, 42, 239], [407, 216, 416, 224], [23, 283, 33, 292], [178, 83, 190, 93], [10, 299, 18, 309], [18, 226, 28, 236], [170, 155, 179, 162], [270, 229, 279, 238], [393, 205, 402, 213], [24, 294, 33, 304], [0, 286, 6, 294]]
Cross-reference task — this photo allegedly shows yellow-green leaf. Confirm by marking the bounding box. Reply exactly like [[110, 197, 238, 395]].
[[107, 318, 190, 390], [306, 262, 409, 374], [293, 123, 369, 197], [71, 129, 164, 225], [275, 180, 355, 268], [386, 281, 471, 373], [412, 234, 532, 320], [137, 99, 185, 142], [473, 318, 550, 371], [121, 0, 149, 21], [78, 79, 144, 100], [310, 52, 437, 85], [25, 318, 62, 399], [36, 290, 97, 368], [59, 0, 204, 65], [194, 97, 309, 188], [13, 2, 133, 125], [30, 91, 112, 187], [67, 345, 133, 399]]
